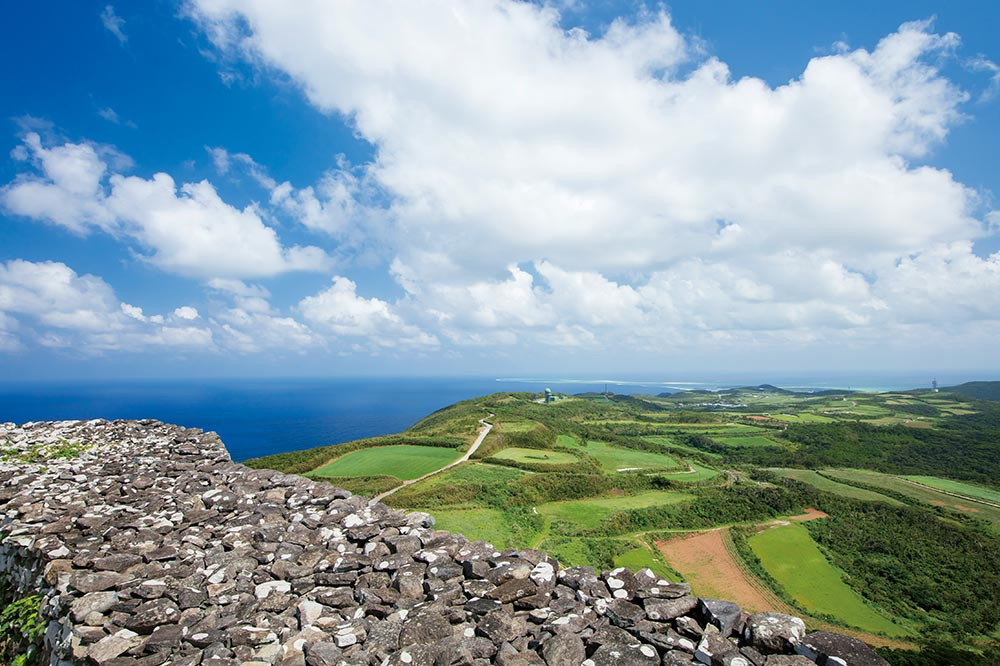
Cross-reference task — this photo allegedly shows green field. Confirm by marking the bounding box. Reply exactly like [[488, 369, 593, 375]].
[[902, 476, 1000, 505], [825, 469, 1000, 527], [660, 461, 719, 482], [564, 438, 682, 471], [642, 436, 724, 458], [749, 524, 908, 636], [537, 490, 692, 530], [769, 413, 836, 423], [426, 508, 517, 547], [312, 445, 461, 480], [770, 469, 904, 506], [492, 447, 580, 465], [713, 435, 782, 448]]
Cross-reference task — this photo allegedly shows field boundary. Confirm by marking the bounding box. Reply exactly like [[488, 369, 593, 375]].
[[897, 477, 1000, 510], [369, 413, 494, 504]]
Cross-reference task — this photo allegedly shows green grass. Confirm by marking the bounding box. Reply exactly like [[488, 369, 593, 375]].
[[312, 445, 461, 480], [749, 523, 908, 636], [769, 413, 836, 423], [564, 439, 682, 471], [901, 476, 1000, 505], [537, 490, 692, 530], [712, 435, 782, 448], [612, 541, 677, 578], [659, 461, 719, 482], [492, 447, 580, 465], [642, 436, 724, 458], [426, 508, 515, 547], [825, 469, 1000, 527], [770, 469, 904, 506]]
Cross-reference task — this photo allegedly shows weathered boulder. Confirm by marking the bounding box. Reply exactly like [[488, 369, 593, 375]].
[[794, 631, 890, 666], [742, 613, 806, 654]]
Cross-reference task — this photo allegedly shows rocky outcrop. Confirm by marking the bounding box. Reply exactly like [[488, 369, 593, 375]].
[[0, 419, 889, 666]]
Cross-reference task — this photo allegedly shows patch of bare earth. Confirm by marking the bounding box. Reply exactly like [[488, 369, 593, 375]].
[[655, 528, 914, 650], [789, 507, 829, 521], [656, 529, 788, 614]]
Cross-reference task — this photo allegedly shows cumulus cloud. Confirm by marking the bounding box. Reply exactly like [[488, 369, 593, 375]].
[[184, 2, 999, 356], [0, 260, 213, 353], [173, 306, 200, 320], [2, 133, 331, 279], [299, 276, 437, 348]]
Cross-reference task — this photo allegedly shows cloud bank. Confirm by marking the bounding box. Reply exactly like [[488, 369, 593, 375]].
[[2, 2, 999, 367]]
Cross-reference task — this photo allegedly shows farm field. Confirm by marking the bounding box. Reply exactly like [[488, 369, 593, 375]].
[[825, 469, 1000, 527], [712, 435, 781, 448], [749, 523, 909, 636], [311, 445, 460, 480], [770, 469, 904, 506], [563, 438, 683, 471], [901, 475, 1000, 505], [657, 529, 789, 614], [642, 436, 724, 458], [537, 489, 692, 530], [491, 446, 580, 465], [424, 507, 517, 547], [246, 383, 1000, 662]]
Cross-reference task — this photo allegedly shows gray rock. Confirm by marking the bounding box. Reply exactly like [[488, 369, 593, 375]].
[[764, 656, 814, 665], [541, 633, 586, 666], [587, 642, 660, 666], [477, 608, 527, 644], [70, 591, 119, 622], [698, 599, 742, 637], [87, 629, 141, 664], [742, 613, 806, 655], [304, 641, 343, 666], [400, 611, 453, 646], [124, 598, 181, 634], [694, 633, 741, 666], [794, 631, 890, 666], [645, 595, 699, 621]]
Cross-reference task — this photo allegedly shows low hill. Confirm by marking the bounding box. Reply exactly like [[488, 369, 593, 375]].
[[946, 381, 1000, 402]]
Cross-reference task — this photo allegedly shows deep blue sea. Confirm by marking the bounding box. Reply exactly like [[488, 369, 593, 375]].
[[0, 373, 984, 461]]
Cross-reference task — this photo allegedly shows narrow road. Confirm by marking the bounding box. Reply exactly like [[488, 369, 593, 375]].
[[369, 413, 494, 505]]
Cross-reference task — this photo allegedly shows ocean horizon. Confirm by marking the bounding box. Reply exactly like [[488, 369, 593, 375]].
[[0, 372, 988, 461]]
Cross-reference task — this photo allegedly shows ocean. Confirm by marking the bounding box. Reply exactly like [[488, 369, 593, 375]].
[[0, 373, 977, 461]]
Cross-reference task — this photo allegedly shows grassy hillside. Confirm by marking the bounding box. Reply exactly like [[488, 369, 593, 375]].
[[244, 385, 1000, 661]]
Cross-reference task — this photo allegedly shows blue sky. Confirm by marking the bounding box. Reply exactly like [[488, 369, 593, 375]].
[[1, 1, 999, 379]]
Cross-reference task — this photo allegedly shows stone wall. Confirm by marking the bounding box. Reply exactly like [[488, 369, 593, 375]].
[[0, 419, 889, 666]]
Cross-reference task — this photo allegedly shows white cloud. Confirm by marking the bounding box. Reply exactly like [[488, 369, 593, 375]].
[[173, 306, 200, 320], [299, 276, 437, 348], [185, 3, 999, 356], [2, 133, 331, 280], [967, 55, 1000, 102], [0, 259, 214, 353], [100, 5, 127, 44], [98, 107, 120, 124]]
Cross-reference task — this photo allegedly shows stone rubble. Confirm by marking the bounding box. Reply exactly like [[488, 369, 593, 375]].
[[0, 419, 890, 666]]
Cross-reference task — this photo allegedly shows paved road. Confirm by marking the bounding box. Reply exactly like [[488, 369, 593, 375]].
[[369, 413, 494, 505]]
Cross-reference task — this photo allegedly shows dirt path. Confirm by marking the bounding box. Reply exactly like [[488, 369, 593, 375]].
[[369, 413, 494, 505], [654, 528, 914, 650], [897, 477, 1000, 509]]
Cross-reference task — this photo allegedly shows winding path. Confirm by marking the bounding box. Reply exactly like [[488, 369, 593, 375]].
[[369, 413, 494, 505]]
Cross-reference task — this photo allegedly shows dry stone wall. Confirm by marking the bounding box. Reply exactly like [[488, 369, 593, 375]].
[[0, 419, 889, 666]]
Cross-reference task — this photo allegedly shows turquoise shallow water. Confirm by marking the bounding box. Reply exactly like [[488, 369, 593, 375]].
[[0, 373, 976, 461]]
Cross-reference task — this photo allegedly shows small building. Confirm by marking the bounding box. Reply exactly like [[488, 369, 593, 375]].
[[544, 388, 553, 404]]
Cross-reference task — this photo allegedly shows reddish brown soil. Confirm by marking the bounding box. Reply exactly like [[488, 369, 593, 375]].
[[655, 528, 915, 650], [656, 530, 787, 614], [789, 507, 829, 521]]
